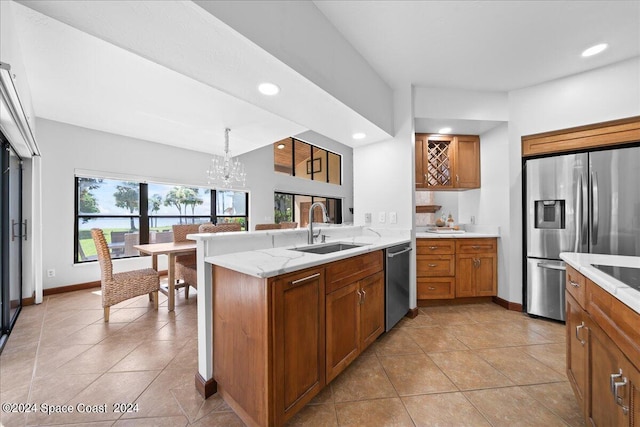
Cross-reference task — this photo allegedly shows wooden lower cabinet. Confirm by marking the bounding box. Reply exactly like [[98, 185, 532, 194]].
[[326, 282, 360, 382], [588, 319, 640, 426], [566, 292, 589, 419], [565, 268, 640, 427], [272, 268, 325, 424], [326, 271, 384, 382], [212, 251, 386, 427], [416, 237, 497, 303], [455, 239, 497, 297]]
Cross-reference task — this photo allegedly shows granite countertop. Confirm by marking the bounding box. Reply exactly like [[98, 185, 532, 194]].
[[205, 233, 410, 279], [560, 252, 640, 314]]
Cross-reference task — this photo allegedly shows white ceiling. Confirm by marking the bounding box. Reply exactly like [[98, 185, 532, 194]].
[[315, 0, 640, 92], [9, 1, 640, 156]]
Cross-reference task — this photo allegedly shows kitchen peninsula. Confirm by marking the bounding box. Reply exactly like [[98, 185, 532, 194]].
[[188, 226, 410, 427], [560, 252, 640, 425]]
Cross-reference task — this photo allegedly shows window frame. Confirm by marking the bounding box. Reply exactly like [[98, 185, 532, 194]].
[[273, 191, 343, 227], [273, 137, 342, 185], [74, 177, 249, 264]]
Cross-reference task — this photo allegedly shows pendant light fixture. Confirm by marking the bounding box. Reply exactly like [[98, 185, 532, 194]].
[[206, 128, 246, 188]]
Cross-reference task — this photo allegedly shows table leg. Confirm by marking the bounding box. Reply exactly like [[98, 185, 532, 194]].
[[168, 253, 176, 311], [150, 254, 159, 302]]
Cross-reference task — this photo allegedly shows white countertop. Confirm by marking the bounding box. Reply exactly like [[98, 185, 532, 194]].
[[205, 233, 410, 279], [415, 224, 500, 239], [560, 252, 640, 314]]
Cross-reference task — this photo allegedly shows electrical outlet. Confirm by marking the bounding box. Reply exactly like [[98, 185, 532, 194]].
[[470, 215, 476, 224], [389, 211, 397, 224], [47, 269, 55, 278], [378, 212, 386, 223], [364, 213, 372, 224]]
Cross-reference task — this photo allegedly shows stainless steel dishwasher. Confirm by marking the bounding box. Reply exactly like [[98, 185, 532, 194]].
[[385, 243, 412, 331]]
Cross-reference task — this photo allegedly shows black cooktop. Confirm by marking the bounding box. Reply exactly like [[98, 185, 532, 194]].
[[591, 264, 640, 291]]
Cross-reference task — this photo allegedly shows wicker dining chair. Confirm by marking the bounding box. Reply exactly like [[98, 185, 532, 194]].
[[255, 223, 281, 231], [207, 222, 242, 233], [91, 228, 159, 322], [172, 224, 204, 299]]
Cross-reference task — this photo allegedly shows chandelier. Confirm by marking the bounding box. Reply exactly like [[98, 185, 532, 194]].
[[206, 128, 246, 188]]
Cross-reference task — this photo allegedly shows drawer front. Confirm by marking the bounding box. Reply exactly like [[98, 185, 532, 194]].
[[416, 255, 455, 277], [566, 265, 586, 308], [416, 239, 455, 255], [417, 278, 455, 299], [326, 251, 383, 294], [456, 238, 497, 254]]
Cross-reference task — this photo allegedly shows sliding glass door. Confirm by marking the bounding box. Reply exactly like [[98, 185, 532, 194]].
[[0, 138, 23, 352]]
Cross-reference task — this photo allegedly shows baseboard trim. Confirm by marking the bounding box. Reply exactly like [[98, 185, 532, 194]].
[[22, 293, 36, 306], [195, 372, 217, 399], [492, 296, 523, 312], [406, 307, 419, 319]]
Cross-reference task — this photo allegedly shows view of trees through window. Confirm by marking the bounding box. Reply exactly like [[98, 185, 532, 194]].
[[75, 177, 248, 263]]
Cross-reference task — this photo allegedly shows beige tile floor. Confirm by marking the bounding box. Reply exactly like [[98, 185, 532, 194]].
[[0, 282, 584, 426]]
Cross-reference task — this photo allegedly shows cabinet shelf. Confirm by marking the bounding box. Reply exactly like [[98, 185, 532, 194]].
[[416, 205, 441, 214]]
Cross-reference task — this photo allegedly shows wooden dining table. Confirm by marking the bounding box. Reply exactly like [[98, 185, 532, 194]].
[[134, 241, 197, 311]]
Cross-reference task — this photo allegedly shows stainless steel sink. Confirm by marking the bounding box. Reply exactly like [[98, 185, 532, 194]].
[[292, 242, 366, 255]]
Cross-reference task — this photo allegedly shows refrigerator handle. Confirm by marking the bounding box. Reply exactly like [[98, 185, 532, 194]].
[[574, 173, 582, 252], [591, 171, 599, 246], [537, 262, 567, 271]]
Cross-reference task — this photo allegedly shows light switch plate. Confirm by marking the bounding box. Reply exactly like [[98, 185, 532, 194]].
[[389, 211, 397, 224], [378, 212, 386, 223], [364, 213, 372, 224]]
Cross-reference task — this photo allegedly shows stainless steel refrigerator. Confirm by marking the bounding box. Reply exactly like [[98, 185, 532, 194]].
[[525, 145, 640, 321]]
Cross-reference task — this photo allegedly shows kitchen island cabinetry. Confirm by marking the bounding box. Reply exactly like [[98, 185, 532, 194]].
[[561, 257, 640, 427], [415, 133, 480, 190], [325, 252, 384, 382], [211, 249, 386, 427]]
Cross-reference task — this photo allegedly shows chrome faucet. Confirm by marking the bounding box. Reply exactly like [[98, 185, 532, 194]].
[[308, 202, 329, 244]]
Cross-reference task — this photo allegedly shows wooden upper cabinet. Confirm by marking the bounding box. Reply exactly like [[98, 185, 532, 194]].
[[521, 116, 640, 157], [415, 133, 480, 190]]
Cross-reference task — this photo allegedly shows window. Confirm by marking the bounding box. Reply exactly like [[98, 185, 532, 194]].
[[273, 138, 341, 185], [75, 177, 248, 263], [215, 190, 248, 230], [274, 192, 342, 227]]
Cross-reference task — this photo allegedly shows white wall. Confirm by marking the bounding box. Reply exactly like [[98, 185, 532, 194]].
[[37, 118, 218, 289], [353, 85, 416, 304], [457, 123, 510, 301], [504, 57, 640, 304], [414, 87, 508, 121], [238, 130, 354, 227]]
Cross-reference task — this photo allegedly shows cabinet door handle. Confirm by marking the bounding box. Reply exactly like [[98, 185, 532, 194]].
[[427, 263, 438, 267], [291, 273, 320, 285], [356, 289, 363, 304], [361, 289, 366, 302], [472, 245, 481, 249], [569, 280, 581, 288], [575, 322, 585, 345], [613, 377, 629, 414], [428, 246, 438, 250], [424, 173, 428, 184], [610, 369, 623, 394], [456, 174, 460, 183], [428, 286, 436, 291]]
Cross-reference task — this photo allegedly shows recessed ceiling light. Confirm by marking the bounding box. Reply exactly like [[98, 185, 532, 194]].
[[277, 143, 285, 149], [438, 127, 452, 134], [581, 43, 608, 58], [258, 82, 280, 95], [352, 132, 366, 140]]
